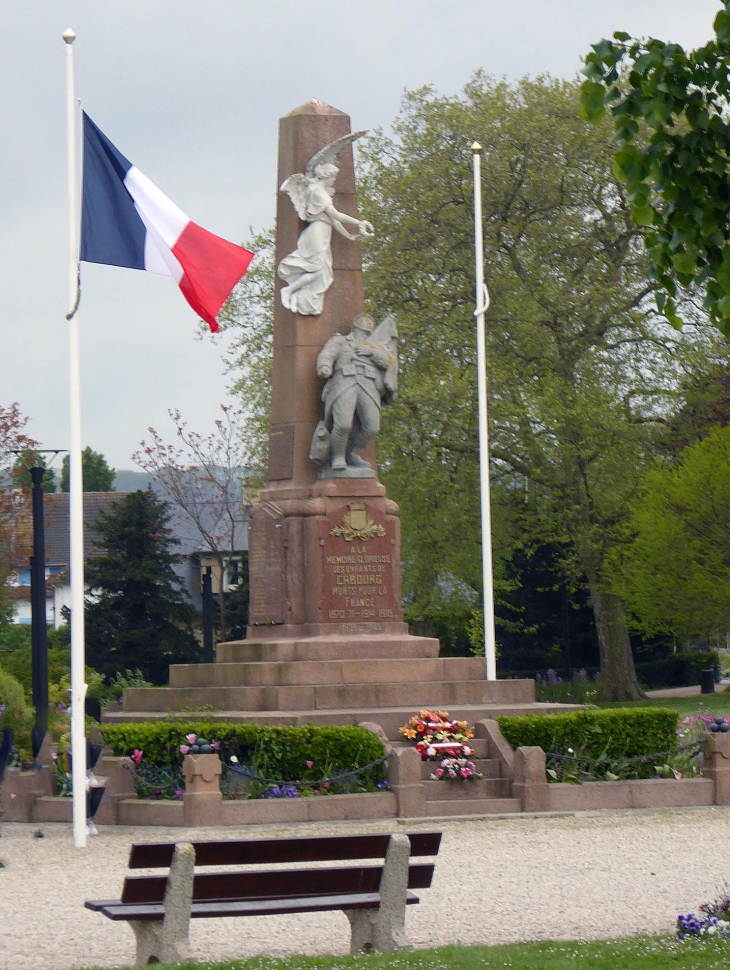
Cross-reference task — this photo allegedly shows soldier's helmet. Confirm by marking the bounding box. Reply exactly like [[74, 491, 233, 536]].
[[352, 313, 375, 333]]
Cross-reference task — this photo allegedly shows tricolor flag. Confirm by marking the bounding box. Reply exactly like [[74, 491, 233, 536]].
[[80, 113, 253, 332]]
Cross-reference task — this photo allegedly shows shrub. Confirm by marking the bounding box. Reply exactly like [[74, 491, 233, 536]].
[[635, 651, 719, 689], [497, 707, 678, 768], [0, 666, 34, 763], [100, 721, 387, 787]]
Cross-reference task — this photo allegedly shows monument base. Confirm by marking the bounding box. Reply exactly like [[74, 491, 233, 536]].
[[247, 477, 406, 635]]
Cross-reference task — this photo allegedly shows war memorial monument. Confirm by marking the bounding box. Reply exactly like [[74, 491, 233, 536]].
[[114, 100, 535, 738]]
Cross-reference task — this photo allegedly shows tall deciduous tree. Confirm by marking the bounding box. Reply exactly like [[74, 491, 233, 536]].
[[60, 447, 115, 492], [0, 404, 36, 624], [611, 424, 730, 639], [357, 74, 723, 700], [133, 406, 249, 642], [579, 1, 730, 334], [84, 490, 199, 684]]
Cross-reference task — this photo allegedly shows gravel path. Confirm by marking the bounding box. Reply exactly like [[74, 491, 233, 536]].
[[1, 807, 729, 970]]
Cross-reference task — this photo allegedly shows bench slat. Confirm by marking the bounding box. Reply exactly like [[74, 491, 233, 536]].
[[121, 862, 435, 905], [128, 832, 441, 869], [95, 890, 421, 922]]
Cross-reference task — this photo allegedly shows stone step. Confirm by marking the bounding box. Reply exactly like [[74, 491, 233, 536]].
[[217, 635, 440, 664], [122, 678, 534, 714], [169, 657, 489, 689], [105, 700, 574, 731], [422, 797, 522, 817], [421, 777, 511, 799]]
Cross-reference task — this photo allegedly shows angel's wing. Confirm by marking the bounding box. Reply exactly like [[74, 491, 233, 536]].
[[372, 314, 398, 403], [279, 173, 311, 220], [304, 130, 368, 179]]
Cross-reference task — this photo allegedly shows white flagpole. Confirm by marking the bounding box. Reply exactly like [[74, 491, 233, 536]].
[[471, 142, 497, 681], [63, 26, 87, 848]]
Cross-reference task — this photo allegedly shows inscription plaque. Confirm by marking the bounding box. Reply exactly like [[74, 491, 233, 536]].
[[248, 502, 286, 625], [320, 502, 402, 628]]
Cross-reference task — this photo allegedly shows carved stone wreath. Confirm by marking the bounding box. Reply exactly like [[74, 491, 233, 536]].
[[330, 503, 386, 542]]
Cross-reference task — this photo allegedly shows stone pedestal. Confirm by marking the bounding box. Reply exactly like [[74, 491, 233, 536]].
[[183, 753, 222, 826], [249, 478, 406, 637], [702, 732, 730, 804]]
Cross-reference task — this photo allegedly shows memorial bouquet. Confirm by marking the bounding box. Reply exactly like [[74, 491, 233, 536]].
[[430, 757, 482, 782], [399, 709, 475, 760]]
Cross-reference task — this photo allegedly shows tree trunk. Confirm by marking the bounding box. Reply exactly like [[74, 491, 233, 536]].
[[585, 567, 646, 701]]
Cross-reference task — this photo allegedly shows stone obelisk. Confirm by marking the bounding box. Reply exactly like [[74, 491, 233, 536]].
[[247, 100, 422, 646]]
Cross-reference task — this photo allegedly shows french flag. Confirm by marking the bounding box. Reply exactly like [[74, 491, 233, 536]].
[[80, 113, 253, 333]]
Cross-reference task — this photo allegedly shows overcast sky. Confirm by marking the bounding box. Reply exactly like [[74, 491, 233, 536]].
[[1, 1, 721, 472]]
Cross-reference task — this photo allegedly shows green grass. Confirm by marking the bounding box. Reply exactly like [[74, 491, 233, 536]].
[[596, 692, 730, 719], [77, 937, 730, 970]]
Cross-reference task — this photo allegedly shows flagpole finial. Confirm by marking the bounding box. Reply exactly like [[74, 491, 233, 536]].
[[62, 27, 76, 44], [471, 141, 483, 154]]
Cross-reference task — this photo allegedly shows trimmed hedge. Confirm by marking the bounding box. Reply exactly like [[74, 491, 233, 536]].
[[496, 708, 679, 763], [100, 721, 387, 785], [635, 651, 719, 689]]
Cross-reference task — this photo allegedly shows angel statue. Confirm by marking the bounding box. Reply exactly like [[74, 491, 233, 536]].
[[309, 312, 398, 478], [278, 132, 374, 316]]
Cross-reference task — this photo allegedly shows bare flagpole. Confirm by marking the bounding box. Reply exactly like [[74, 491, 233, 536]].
[[471, 142, 497, 681], [63, 26, 87, 848]]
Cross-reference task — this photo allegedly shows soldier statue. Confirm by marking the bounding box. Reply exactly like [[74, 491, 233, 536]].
[[310, 313, 397, 477]]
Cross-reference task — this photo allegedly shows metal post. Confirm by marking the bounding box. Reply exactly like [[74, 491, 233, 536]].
[[29, 466, 49, 761], [202, 567, 214, 663], [63, 25, 87, 848], [471, 142, 497, 681]]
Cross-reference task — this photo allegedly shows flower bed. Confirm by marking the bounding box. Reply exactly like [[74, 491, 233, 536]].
[[678, 887, 730, 939], [101, 722, 388, 800]]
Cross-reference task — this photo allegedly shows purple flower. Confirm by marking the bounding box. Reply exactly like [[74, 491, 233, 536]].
[[376, 780, 390, 790]]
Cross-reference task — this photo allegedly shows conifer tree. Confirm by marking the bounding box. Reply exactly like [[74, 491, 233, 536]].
[[84, 490, 199, 684]]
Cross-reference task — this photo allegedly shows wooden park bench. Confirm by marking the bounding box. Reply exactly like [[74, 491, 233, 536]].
[[85, 831, 442, 966]]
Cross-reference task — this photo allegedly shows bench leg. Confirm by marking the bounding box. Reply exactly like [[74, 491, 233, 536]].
[[129, 842, 196, 966], [345, 832, 411, 953]]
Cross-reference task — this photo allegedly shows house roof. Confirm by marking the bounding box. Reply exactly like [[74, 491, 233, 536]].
[[43, 491, 128, 565]]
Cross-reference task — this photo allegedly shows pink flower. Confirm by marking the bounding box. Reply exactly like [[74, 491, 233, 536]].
[[179, 745, 190, 755], [323, 781, 330, 789], [185, 733, 197, 744], [132, 749, 143, 765], [306, 760, 314, 768], [448, 769, 457, 778], [211, 741, 221, 751], [435, 768, 444, 778], [460, 768, 470, 778]]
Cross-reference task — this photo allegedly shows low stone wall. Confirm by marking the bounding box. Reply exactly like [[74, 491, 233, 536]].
[[509, 729, 730, 813]]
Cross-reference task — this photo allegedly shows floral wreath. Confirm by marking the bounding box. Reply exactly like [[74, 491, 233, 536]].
[[399, 709, 475, 760]]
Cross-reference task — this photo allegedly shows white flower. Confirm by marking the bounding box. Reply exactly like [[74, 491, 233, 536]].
[[426, 746, 436, 757], [230, 755, 239, 764], [708, 925, 717, 935]]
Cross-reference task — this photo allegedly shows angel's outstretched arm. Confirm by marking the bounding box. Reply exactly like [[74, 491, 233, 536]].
[[325, 203, 374, 240]]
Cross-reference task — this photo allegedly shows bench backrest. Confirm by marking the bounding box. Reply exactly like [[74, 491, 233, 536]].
[[128, 832, 441, 869], [122, 832, 442, 906]]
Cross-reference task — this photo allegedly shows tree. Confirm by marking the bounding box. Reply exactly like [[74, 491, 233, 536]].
[[356, 74, 724, 699], [10, 450, 56, 493], [611, 424, 730, 639], [216, 227, 275, 487], [60, 447, 115, 492], [0, 404, 37, 624], [133, 407, 249, 642], [84, 490, 200, 684], [579, 1, 730, 334]]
